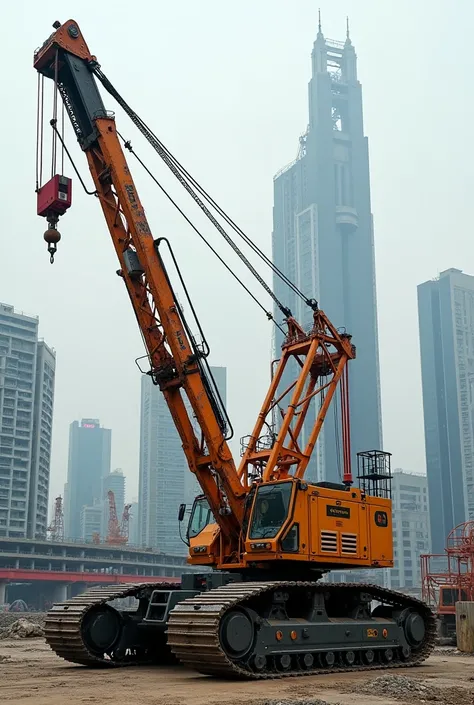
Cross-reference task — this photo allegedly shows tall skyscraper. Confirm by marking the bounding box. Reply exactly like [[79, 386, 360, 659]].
[[80, 500, 102, 542], [0, 303, 56, 538], [128, 499, 139, 546], [388, 470, 430, 590], [272, 22, 382, 483], [64, 418, 111, 539], [139, 366, 227, 554], [418, 268, 474, 552]]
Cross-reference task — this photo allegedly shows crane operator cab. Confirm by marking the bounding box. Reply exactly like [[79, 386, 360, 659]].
[[249, 483, 292, 539], [179, 474, 393, 574]]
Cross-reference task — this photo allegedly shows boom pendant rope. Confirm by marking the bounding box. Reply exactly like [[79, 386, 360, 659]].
[[96, 72, 318, 311], [94, 69, 299, 320], [118, 134, 286, 333], [149, 139, 315, 307]]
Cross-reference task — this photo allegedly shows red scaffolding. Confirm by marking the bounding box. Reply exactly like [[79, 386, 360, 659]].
[[421, 521, 474, 616]]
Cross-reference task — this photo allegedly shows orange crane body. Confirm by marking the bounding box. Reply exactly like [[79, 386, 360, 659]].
[[34, 19, 434, 679], [33, 21, 391, 574]]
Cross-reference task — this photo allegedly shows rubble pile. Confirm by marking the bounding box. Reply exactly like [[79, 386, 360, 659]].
[[353, 675, 471, 705], [238, 701, 338, 705], [435, 646, 474, 657], [0, 612, 45, 629], [0, 618, 45, 639]]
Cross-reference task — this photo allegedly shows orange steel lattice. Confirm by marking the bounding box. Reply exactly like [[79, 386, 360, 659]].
[[421, 521, 474, 614], [106, 490, 128, 545]]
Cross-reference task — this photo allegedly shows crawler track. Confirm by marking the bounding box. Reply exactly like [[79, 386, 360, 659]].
[[44, 581, 177, 666], [167, 581, 436, 679]]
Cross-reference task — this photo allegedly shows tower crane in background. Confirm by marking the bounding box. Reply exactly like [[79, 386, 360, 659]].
[[120, 503, 132, 543], [105, 490, 130, 545], [34, 19, 435, 679], [47, 496, 64, 542]]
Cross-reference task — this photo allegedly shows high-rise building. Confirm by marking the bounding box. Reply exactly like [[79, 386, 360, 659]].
[[64, 418, 111, 539], [80, 500, 102, 542], [387, 470, 430, 590], [128, 499, 139, 546], [0, 303, 56, 538], [29, 341, 56, 538], [139, 366, 227, 554], [272, 22, 382, 483], [418, 268, 474, 552]]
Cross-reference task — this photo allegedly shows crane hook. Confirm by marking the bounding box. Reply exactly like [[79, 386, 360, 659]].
[[44, 226, 61, 264]]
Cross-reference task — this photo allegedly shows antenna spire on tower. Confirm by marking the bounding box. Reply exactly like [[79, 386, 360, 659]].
[[345, 16, 352, 45], [318, 8, 323, 36]]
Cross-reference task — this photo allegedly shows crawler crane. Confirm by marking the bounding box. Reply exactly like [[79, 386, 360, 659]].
[[34, 20, 435, 677]]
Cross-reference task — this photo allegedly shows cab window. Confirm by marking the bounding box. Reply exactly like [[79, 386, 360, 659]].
[[188, 496, 212, 539], [249, 482, 293, 539]]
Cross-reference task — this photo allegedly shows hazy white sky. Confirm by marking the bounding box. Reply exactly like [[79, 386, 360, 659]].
[[1, 1, 473, 507]]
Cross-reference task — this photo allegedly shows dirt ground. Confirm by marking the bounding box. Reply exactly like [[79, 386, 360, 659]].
[[1, 640, 474, 705]]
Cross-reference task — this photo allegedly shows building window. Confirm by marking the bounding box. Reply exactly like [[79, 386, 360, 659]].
[[400, 485, 420, 493]]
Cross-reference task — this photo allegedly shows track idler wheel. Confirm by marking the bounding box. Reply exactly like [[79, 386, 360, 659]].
[[403, 610, 426, 647], [220, 609, 255, 660], [81, 605, 122, 655]]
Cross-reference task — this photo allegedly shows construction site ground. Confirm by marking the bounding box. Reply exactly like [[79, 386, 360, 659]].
[[1, 637, 474, 705]]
